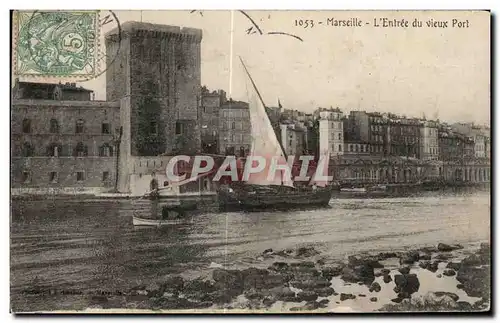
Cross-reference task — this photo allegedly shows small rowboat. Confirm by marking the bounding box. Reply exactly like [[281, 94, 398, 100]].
[[132, 216, 190, 226]]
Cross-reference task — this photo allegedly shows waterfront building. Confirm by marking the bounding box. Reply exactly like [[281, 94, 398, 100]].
[[388, 115, 421, 159], [218, 99, 251, 156], [419, 120, 440, 160], [318, 107, 344, 158], [280, 122, 306, 156], [11, 81, 121, 194], [200, 87, 226, 154]]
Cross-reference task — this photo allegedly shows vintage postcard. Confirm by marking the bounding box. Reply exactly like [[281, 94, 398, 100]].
[[10, 10, 490, 314]]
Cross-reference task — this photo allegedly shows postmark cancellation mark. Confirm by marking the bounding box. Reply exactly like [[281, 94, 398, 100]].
[[13, 11, 99, 79]]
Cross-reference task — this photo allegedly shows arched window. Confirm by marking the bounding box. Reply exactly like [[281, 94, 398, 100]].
[[22, 142, 34, 157], [75, 119, 85, 133], [46, 143, 62, 157], [74, 142, 88, 157], [50, 119, 59, 133], [99, 143, 114, 157], [22, 119, 31, 133]]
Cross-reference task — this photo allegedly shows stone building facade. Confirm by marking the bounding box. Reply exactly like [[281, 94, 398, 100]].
[[218, 100, 251, 156], [280, 122, 306, 156], [200, 87, 226, 154], [106, 22, 202, 156], [419, 120, 440, 160], [11, 87, 121, 194]]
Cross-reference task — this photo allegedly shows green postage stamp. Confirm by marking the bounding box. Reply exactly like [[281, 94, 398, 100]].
[[13, 11, 100, 80]]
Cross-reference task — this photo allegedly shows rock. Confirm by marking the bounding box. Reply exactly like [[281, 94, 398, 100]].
[[90, 295, 108, 304], [348, 255, 384, 268], [358, 294, 366, 297], [434, 291, 459, 302], [419, 253, 432, 261], [244, 288, 266, 300], [263, 248, 274, 255], [419, 261, 430, 269], [381, 269, 390, 275], [443, 269, 456, 277], [383, 274, 392, 284], [316, 259, 326, 266], [427, 261, 439, 273], [316, 287, 335, 297], [457, 283, 464, 289], [461, 254, 484, 267], [399, 251, 420, 265], [435, 253, 452, 261], [212, 269, 244, 296], [456, 301, 473, 311], [437, 243, 463, 252], [423, 292, 458, 308], [456, 265, 490, 298], [394, 273, 420, 296], [269, 286, 296, 301], [319, 299, 330, 306], [159, 276, 185, 293], [398, 266, 410, 275], [297, 290, 318, 302], [291, 261, 316, 268], [207, 290, 233, 304], [290, 277, 331, 290], [145, 282, 161, 297], [268, 261, 289, 272], [341, 264, 375, 285], [446, 262, 462, 271], [262, 297, 275, 307], [369, 282, 381, 293], [183, 279, 215, 294], [374, 272, 383, 277], [296, 246, 320, 258], [275, 249, 294, 257], [436, 274, 442, 278], [291, 301, 324, 311], [370, 297, 378, 302], [419, 246, 438, 254], [322, 265, 344, 279], [340, 293, 356, 301], [391, 297, 403, 303], [377, 252, 398, 260]]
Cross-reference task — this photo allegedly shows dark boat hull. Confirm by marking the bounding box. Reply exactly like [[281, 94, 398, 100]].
[[217, 187, 332, 211]]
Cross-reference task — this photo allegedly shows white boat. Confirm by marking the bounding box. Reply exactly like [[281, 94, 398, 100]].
[[340, 187, 367, 193], [132, 215, 189, 226]]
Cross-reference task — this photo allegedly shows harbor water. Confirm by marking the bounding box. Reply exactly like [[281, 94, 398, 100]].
[[10, 190, 490, 311]]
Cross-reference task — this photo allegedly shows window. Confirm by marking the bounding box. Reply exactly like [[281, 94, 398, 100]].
[[349, 145, 353, 152], [76, 172, 85, 181], [289, 140, 293, 147], [101, 123, 111, 134], [338, 133, 341, 140], [22, 142, 34, 157], [49, 172, 58, 183], [102, 171, 110, 182], [75, 142, 88, 157], [49, 119, 59, 133], [22, 119, 31, 133], [75, 119, 85, 133], [47, 143, 61, 157], [99, 144, 113, 157], [150, 121, 158, 134], [175, 122, 183, 135], [339, 144, 342, 152], [231, 122, 236, 130], [21, 171, 31, 183]]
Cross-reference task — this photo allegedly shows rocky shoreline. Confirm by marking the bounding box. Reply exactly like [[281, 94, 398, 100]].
[[21, 242, 490, 312]]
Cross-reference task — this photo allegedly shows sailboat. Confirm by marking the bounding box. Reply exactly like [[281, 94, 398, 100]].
[[217, 58, 334, 211]]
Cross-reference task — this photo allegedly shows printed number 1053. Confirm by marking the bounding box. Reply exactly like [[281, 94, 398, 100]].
[[295, 19, 314, 28]]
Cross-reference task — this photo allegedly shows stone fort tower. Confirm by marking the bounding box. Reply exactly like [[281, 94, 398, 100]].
[[105, 22, 202, 156]]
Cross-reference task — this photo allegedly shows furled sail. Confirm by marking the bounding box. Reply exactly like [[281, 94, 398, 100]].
[[241, 58, 294, 187]]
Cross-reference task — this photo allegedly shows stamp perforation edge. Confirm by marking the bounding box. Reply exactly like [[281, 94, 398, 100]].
[[12, 10, 102, 83]]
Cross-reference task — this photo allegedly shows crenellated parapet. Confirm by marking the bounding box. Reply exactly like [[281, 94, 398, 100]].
[[105, 21, 202, 43]]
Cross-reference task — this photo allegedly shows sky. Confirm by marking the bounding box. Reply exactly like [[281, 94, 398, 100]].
[[73, 10, 490, 124]]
